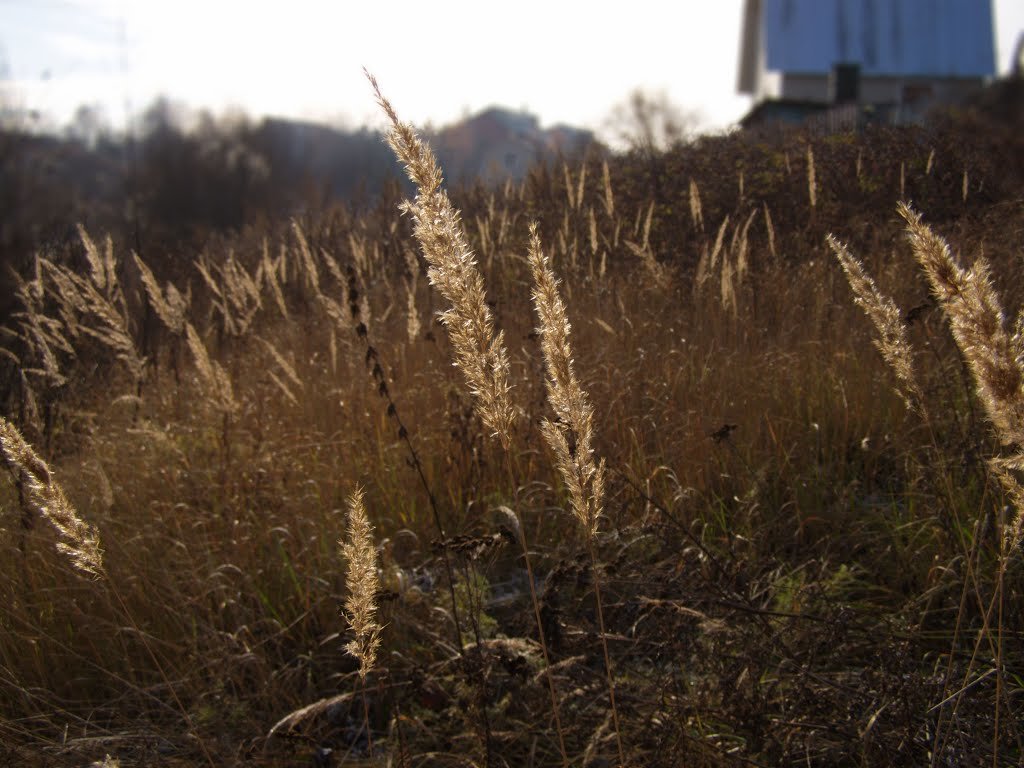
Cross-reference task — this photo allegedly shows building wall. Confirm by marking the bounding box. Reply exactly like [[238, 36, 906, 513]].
[[760, 0, 995, 78], [778, 73, 985, 106]]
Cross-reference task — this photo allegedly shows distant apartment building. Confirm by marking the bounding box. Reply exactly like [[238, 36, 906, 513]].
[[737, 0, 997, 129]]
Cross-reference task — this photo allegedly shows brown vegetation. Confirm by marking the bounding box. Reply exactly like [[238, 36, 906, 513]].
[[1, 82, 1023, 767]]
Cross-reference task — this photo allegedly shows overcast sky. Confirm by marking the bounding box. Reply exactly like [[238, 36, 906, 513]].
[[1, 0, 1022, 140]]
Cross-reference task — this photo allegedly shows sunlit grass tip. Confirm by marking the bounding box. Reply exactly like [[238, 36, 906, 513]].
[[0, 415, 104, 577]]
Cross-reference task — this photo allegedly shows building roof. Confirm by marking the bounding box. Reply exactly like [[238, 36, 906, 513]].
[[739, 0, 996, 93]]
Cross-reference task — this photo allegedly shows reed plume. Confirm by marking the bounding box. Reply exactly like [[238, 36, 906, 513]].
[[77, 224, 117, 295], [291, 221, 322, 298], [689, 178, 704, 233], [340, 486, 382, 681], [259, 337, 302, 407], [735, 209, 757, 284], [184, 322, 237, 413], [720, 251, 737, 317], [564, 164, 577, 211], [827, 234, 923, 410], [898, 203, 1024, 546], [133, 253, 186, 335], [709, 215, 730, 272], [807, 145, 817, 209], [575, 162, 587, 212], [528, 223, 623, 765], [40, 258, 144, 385], [260, 241, 289, 319], [763, 203, 777, 261], [0, 416, 103, 577], [601, 160, 615, 218], [625, 239, 669, 291], [899, 204, 1022, 445], [368, 71, 516, 444], [527, 223, 606, 538]]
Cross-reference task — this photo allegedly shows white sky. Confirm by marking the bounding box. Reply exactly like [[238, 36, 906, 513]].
[[1, 0, 1022, 139]]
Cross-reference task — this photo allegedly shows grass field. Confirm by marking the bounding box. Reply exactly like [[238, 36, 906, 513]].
[[2, 80, 1024, 767]]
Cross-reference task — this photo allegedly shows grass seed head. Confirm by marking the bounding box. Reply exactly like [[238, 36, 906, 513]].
[[340, 487, 382, 681], [0, 416, 104, 577], [527, 223, 605, 539], [368, 70, 516, 444], [900, 203, 1024, 445], [827, 233, 923, 410]]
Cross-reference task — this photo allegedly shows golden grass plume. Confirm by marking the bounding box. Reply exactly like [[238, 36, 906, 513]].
[[368, 71, 516, 444], [527, 223, 606, 539], [340, 486, 382, 681], [827, 233, 923, 410], [0, 416, 103, 577], [899, 203, 1022, 444], [898, 202, 1024, 546]]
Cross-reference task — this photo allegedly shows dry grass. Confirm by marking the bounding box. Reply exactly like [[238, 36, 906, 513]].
[[527, 223, 606, 540], [827, 232, 924, 410], [340, 486, 381, 681], [1, 86, 1023, 767], [369, 71, 516, 446], [0, 416, 103, 577]]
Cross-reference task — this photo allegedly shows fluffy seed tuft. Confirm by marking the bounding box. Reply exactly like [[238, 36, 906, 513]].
[[340, 487, 382, 681], [368, 71, 516, 444], [527, 223, 605, 539], [0, 416, 104, 577]]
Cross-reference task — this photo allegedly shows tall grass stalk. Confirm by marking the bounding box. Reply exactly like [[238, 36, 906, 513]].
[[898, 203, 1024, 547], [807, 144, 817, 210], [0, 415, 103, 577], [827, 234, 924, 412], [368, 71, 516, 446], [897, 203, 1024, 765], [341, 486, 382, 756], [371, 72, 570, 764], [346, 274, 469, 652], [527, 223, 623, 765], [370, 71, 515, 764]]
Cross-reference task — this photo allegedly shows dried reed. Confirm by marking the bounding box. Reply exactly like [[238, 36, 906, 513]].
[[720, 252, 737, 317], [900, 204, 1022, 444], [0, 416, 103, 577], [528, 224, 606, 538], [369, 71, 516, 444], [184, 322, 237, 413], [601, 160, 615, 218], [527, 223, 623, 765], [292, 221, 322, 297], [827, 234, 923, 410], [709, 215, 730, 272], [735, 209, 757, 285], [898, 203, 1024, 545], [341, 486, 382, 680], [77, 224, 117, 295], [763, 203, 777, 261], [625, 239, 669, 291], [134, 253, 186, 335], [689, 178, 704, 233], [807, 144, 817, 210]]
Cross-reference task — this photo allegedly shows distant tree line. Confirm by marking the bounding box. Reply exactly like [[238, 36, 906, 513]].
[[0, 97, 417, 317]]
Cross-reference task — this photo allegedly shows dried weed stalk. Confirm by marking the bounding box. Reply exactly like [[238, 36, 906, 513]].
[[827, 234, 923, 410], [341, 486, 382, 680], [898, 203, 1024, 546], [807, 144, 817, 210], [528, 224, 623, 765], [369, 71, 515, 444], [527, 224, 606, 538], [0, 416, 103, 577]]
